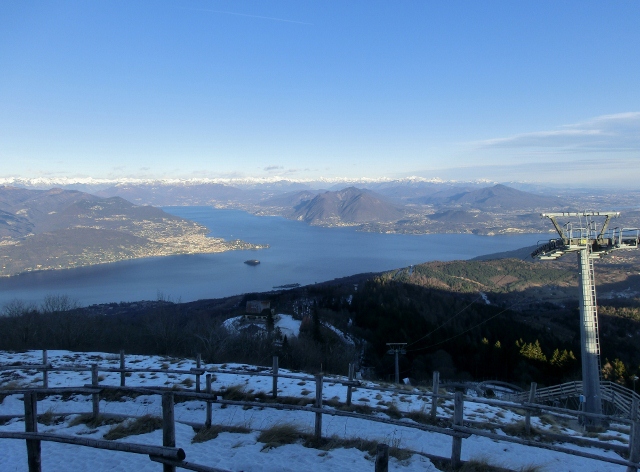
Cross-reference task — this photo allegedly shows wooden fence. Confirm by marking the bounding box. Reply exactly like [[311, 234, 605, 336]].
[[510, 380, 640, 418], [2, 350, 640, 472]]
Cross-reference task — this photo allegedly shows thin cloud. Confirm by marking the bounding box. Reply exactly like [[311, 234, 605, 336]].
[[264, 165, 284, 172], [477, 112, 640, 150]]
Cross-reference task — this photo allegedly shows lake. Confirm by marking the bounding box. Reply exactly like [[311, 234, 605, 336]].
[[0, 207, 544, 307]]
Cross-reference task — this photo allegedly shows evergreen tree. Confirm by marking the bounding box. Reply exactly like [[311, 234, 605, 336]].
[[517, 339, 547, 362], [266, 311, 274, 334], [602, 358, 627, 385], [312, 307, 323, 342]]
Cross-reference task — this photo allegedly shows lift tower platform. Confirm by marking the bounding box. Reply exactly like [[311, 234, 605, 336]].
[[532, 212, 639, 421]]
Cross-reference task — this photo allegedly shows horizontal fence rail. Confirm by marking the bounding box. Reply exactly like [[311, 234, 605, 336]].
[[0, 431, 185, 460]]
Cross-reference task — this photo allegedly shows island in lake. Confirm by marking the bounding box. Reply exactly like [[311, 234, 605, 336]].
[[244, 259, 260, 266]]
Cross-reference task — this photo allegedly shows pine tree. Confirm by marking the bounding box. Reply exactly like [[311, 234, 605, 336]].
[[518, 339, 547, 362], [312, 308, 323, 342], [266, 311, 274, 334]]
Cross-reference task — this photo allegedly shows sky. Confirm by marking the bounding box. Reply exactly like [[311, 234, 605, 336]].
[[1, 1, 639, 186]]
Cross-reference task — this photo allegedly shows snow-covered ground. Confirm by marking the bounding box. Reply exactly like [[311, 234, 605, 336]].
[[222, 313, 354, 344], [0, 350, 632, 472], [223, 314, 302, 338]]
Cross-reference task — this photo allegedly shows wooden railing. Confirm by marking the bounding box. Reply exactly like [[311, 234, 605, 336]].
[[2, 351, 640, 471], [510, 379, 640, 419]]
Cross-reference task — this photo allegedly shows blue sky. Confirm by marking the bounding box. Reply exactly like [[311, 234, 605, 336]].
[[1, 1, 639, 186]]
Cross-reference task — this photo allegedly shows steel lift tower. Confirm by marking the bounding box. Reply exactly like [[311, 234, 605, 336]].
[[532, 212, 640, 422]]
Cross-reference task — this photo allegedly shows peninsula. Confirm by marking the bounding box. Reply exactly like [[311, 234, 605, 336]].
[[0, 186, 266, 277]]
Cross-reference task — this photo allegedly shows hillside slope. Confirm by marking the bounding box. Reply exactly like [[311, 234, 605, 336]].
[[0, 186, 262, 276], [292, 187, 405, 225]]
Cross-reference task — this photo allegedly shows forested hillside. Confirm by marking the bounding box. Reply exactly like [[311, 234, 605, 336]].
[[2, 256, 640, 390]]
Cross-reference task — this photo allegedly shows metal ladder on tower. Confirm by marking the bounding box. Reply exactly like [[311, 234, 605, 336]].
[[587, 252, 602, 380]]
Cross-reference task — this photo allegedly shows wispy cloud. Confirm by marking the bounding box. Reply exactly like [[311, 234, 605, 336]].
[[478, 112, 640, 151], [264, 165, 284, 172]]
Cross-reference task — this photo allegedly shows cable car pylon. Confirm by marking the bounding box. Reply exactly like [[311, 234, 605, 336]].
[[532, 212, 640, 426]]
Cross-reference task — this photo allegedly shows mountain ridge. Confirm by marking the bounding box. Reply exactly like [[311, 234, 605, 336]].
[[291, 187, 405, 225]]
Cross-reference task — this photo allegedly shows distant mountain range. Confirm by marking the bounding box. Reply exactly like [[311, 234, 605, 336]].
[[262, 184, 571, 231], [3, 178, 640, 237], [430, 183, 564, 210]]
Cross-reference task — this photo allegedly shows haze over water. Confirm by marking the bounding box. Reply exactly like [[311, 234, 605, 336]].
[[0, 208, 543, 307]]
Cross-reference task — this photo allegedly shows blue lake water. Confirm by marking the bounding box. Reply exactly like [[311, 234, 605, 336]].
[[0, 207, 544, 307]]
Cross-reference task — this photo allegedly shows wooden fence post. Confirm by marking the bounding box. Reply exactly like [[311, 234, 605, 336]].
[[525, 382, 537, 435], [162, 392, 176, 472], [195, 354, 201, 393], [430, 371, 440, 422], [91, 364, 100, 418], [42, 350, 48, 389], [272, 356, 279, 399], [205, 374, 212, 429], [346, 363, 354, 407], [627, 397, 640, 472], [375, 443, 389, 472], [119, 350, 126, 387], [24, 391, 41, 472], [451, 390, 464, 469], [315, 374, 323, 440]]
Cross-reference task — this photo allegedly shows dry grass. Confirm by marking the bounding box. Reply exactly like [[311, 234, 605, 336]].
[[257, 423, 306, 449], [336, 403, 373, 415], [181, 377, 194, 388], [537, 413, 564, 434], [441, 456, 541, 472], [0, 381, 22, 404], [323, 397, 341, 408], [218, 384, 267, 402], [458, 457, 504, 471], [69, 413, 121, 429], [39, 409, 67, 426], [506, 407, 527, 416], [502, 420, 537, 437], [406, 408, 434, 425], [99, 388, 143, 403], [103, 415, 163, 440], [192, 424, 251, 443], [270, 395, 315, 406], [466, 420, 498, 433], [385, 403, 402, 420], [303, 434, 413, 460], [598, 434, 628, 444]]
